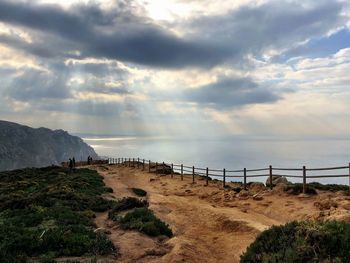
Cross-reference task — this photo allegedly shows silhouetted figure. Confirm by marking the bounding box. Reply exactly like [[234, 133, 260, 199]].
[[69, 158, 73, 174], [90, 156, 93, 164], [87, 155, 91, 165], [72, 157, 76, 168]]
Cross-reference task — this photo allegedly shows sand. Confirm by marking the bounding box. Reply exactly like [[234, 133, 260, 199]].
[[91, 164, 350, 263]]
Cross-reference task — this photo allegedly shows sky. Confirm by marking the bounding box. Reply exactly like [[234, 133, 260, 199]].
[[0, 0, 350, 138]]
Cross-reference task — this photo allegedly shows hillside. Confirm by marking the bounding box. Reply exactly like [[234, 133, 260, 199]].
[[0, 120, 98, 171]]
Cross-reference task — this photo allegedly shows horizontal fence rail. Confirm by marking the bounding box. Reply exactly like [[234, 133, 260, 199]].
[[107, 157, 350, 194]]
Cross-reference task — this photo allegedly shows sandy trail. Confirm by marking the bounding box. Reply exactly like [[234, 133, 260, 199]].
[[92, 164, 350, 263]]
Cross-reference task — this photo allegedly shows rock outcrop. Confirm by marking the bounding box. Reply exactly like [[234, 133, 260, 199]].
[[266, 175, 290, 187], [0, 120, 98, 171]]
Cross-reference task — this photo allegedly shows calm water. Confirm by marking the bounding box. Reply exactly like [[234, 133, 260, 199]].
[[82, 136, 350, 185]]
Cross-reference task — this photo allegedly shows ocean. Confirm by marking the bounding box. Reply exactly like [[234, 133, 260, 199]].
[[82, 135, 350, 185]]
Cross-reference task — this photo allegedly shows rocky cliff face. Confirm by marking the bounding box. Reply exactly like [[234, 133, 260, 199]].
[[0, 120, 99, 171]]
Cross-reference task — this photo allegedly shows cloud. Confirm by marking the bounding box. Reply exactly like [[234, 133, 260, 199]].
[[185, 0, 347, 61], [5, 67, 71, 101], [183, 77, 281, 108], [0, 0, 231, 68], [1, 0, 343, 69]]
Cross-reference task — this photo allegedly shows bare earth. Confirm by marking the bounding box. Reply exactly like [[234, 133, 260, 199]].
[[90, 164, 350, 263]]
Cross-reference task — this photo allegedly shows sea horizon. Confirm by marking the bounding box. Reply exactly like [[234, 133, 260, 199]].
[[82, 135, 350, 185]]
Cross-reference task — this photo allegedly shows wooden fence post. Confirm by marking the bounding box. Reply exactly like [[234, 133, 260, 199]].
[[269, 165, 273, 190], [181, 164, 183, 181], [348, 163, 350, 194], [162, 162, 165, 175], [137, 158, 139, 168], [171, 164, 173, 178], [244, 168, 247, 190], [223, 168, 226, 188], [192, 166, 195, 183], [206, 168, 209, 186], [156, 162, 158, 174], [143, 159, 145, 170], [303, 166, 306, 194], [148, 160, 151, 173]]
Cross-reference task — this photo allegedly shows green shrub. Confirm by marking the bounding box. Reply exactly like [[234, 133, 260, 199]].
[[40, 252, 56, 263], [131, 188, 147, 197], [240, 220, 350, 263], [0, 167, 116, 261], [308, 182, 349, 192], [104, 187, 114, 193], [108, 197, 148, 220], [93, 233, 116, 255], [284, 183, 317, 195], [120, 208, 173, 238]]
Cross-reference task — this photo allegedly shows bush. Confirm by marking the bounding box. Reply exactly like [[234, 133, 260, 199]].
[[308, 182, 349, 192], [108, 197, 148, 220], [0, 167, 116, 261], [240, 220, 350, 262], [131, 188, 147, 197], [284, 184, 317, 195], [120, 208, 173, 238]]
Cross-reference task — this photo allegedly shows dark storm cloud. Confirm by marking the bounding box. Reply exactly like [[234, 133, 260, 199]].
[[0, 0, 231, 68], [184, 77, 280, 108], [0, 0, 346, 68]]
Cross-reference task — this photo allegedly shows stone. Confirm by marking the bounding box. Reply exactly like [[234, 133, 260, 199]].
[[266, 175, 290, 187]]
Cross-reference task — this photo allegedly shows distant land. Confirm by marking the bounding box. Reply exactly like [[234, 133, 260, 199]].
[[0, 120, 98, 171]]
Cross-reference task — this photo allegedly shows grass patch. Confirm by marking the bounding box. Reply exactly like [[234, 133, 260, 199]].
[[120, 208, 173, 238], [108, 197, 148, 221], [131, 188, 147, 197], [108, 197, 172, 238], [308, 182, 349, 192], [283, 183, 317, 195], [0, 166, 116, 262], [240, 220, 350, 263]]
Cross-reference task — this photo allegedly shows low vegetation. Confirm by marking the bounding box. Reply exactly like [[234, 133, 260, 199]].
[[240, 220, 350, 263], [131, 187, 147, 197], [108, 197, 148, 221], [120, 208, 173, 237], [284, 182, 350, 195], [108, 197, 172, 238], [308, 182, 349, 193], [283, 183, 318, 195], [0, 166, 116, 262]]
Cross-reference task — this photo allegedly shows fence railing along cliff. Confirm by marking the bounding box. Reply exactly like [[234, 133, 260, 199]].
[[107, 157, 350, 194]]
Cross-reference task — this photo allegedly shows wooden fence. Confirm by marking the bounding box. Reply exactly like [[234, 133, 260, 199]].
[[107, 157, 350, 194]]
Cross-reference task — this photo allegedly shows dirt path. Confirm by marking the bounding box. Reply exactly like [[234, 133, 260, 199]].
[[91, 164, 350, 263]]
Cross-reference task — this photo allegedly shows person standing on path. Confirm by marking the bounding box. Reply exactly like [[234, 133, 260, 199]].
[[69, 158, 73, 174]]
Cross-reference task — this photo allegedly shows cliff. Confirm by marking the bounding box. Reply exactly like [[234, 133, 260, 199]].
[[0, 120, 99, 171]]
